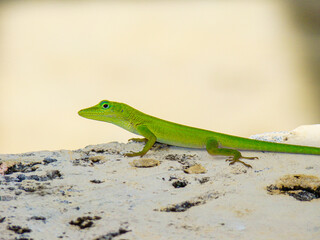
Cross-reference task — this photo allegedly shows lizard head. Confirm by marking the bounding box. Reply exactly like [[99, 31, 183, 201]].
[[78, 100, 126, 123]]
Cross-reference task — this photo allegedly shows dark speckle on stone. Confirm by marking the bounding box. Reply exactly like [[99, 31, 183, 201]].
[[6, 162, 40, 175], [94, 227, 131, 240], [43, 157, 58, 165], [4, 170, 62, 183], [198, 177, 210, 184], [69, 216, 102, 229], [16, 174, 26, 182], [172, 180, 188, 188], [7, 225, 32, 234], [45, 170, 62, 180], [29, 175, 40, 181], [29, 216, 46, 222], [90, 179, 104, 184]]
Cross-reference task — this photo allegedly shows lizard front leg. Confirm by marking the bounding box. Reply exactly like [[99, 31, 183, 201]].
[[125, 125, 156, 157]]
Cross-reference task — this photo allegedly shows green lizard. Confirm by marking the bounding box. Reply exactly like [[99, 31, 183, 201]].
[[78, 100, 320, 168]]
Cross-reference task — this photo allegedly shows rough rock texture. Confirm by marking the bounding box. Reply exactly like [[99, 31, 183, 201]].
[[0, 125, 319, 240]]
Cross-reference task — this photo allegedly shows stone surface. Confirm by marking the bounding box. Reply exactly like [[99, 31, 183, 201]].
[[0, 126, 319, 240]]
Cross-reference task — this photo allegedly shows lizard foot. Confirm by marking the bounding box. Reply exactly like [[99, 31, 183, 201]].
[[124, 152, 145, 157], [128, 138, 148, 143], [226, 158, 253, 168]]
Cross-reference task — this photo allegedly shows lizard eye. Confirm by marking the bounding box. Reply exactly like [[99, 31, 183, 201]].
[[102, 103, 109, 109]]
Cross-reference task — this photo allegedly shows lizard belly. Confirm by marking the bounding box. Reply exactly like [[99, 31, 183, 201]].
[[148, 123, 208, 149]]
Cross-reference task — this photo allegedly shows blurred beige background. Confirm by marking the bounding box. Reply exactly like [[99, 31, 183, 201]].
[[0, 0, 319, 154]]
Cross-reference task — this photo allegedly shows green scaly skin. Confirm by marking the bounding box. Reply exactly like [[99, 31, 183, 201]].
[[78, 100, 320, 168]]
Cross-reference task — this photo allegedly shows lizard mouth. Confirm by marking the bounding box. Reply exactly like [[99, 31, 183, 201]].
[[78, 109, 101, 118], [78, 108, 113, 122], [78, 109, 90, 117]]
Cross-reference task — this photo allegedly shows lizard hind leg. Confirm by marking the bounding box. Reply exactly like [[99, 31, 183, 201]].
[[206, 138, 256, 168]]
